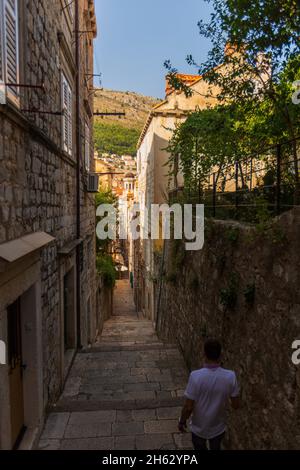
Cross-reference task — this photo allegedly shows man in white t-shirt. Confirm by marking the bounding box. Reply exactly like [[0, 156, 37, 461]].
[[178, 339, 240, 450]]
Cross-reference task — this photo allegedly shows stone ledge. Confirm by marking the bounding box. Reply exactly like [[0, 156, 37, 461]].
[[58, 239, 83, 256]]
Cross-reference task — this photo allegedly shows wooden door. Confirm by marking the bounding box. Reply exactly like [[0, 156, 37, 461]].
[[7, 298, 25, 448]]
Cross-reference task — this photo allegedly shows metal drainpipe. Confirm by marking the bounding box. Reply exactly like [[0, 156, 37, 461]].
[[75, 0, 82, 349]]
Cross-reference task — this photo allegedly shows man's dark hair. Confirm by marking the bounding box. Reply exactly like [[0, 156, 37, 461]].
[[204, 339, 222, 361]]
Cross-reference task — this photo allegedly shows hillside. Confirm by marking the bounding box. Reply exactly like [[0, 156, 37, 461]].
[[93, 88, 161, 156]]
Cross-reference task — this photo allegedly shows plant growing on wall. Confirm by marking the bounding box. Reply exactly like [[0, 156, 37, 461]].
[[166, 239, 186, 283], [244, 283, 256, 306], [220, 273, 239, 310], [226, 227, 239, 244], [96, 254, 116, 288], [189, 272, 200, 291]]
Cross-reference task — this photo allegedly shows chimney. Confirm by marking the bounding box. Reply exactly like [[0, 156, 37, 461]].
[[165, 74, 201, 97]]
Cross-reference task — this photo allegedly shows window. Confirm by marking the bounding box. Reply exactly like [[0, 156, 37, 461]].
[[85, 121, 90, 171], [0, 0, 19, 103], [62, 73, 73, 155]]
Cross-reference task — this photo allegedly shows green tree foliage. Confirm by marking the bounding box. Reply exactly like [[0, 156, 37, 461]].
[[95, 188, 117, 208], [165, 1, 300, 199], [194, 1, 300, 187], [166, 1, 299, 104], [94, 122, 140, 156], [167, 105, 244, 196], [95, 190, 117, 287], [168, 62, 300, 202]]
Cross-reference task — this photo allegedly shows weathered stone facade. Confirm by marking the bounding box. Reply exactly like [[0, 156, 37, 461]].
[[0, 0, 98, 449], [155, 209, 300, 449]]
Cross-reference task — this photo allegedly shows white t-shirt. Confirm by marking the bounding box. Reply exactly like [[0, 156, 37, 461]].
[[184, 366, 239, 439]]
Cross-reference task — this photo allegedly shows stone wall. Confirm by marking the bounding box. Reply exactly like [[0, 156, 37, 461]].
[[155, 208, 300, 449], [96, 276, 113, 337], [0, 0, 97, 430]]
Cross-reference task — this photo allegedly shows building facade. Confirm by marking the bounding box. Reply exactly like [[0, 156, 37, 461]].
[[135, 74, 220, 321], [0, 0, 98, 449], [135, 59, 270, 322]]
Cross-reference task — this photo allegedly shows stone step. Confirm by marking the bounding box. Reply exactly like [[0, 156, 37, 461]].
[[51, 397, 184, 413], [103, 320, 151, 325], [38, 280, 192, 451], [83, 343, 178, 353], [96, 338, 163, 345]]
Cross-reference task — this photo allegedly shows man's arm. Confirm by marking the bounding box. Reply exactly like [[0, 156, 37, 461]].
[[178, 398, 195, 432]]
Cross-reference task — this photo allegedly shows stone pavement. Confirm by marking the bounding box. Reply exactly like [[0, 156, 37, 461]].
[[38, 280, 192, 450]]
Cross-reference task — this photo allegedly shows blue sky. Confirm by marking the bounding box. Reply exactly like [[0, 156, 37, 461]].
[[93, 0, 213, 98]]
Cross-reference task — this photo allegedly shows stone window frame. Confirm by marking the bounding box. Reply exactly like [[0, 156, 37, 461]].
[[0, 0, 20, 107]]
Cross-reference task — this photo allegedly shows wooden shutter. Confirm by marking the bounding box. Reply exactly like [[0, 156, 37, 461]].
[[67, 86, 72, 153], [0, 1, 4, 84], [62, 75, 69, 152], [85, 122, 90, 171], [62, 74, 72, 155], [4, 0, 18, 95]]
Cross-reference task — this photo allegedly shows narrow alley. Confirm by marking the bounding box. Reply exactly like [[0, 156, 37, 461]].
[[38, 280, 192, 450], [0, 0, 298, 455]]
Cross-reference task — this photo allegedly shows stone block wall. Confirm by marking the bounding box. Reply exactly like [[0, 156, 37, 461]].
[[155, 208, 300, 449], [0, 0, 97, 412], [96, 276, 113, 337]]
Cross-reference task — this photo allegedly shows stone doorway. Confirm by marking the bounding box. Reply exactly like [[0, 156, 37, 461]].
[[63, 268, 76, 353], [0, 260, 43, 450], [7, 297, 25, 449]]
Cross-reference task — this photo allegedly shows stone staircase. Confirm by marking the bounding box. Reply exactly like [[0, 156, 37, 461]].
[[38, 281, 192, 450]]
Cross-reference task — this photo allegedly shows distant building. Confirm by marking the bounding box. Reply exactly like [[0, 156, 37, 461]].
[[94, 152, 136, 196], [118, 172, 136, 275], [94, 154, 115, 190], [121, 154, 136, 170]]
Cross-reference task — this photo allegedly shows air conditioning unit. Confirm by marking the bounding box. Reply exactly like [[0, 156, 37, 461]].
[[86, 173, 99, 193]]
